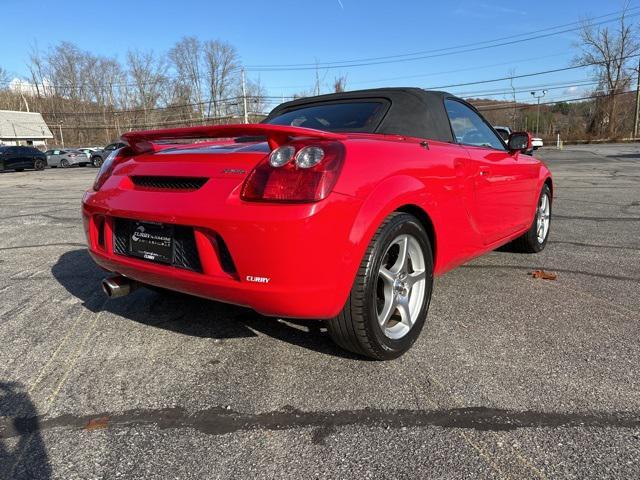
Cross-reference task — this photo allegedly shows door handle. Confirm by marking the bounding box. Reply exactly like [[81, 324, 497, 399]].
[[479, 167, 490, 176]]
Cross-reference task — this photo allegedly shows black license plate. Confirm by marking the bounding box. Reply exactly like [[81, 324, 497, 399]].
[[128, 221, 174, 264]]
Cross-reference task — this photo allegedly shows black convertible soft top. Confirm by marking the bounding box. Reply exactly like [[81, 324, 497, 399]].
[[263, 87, 455, 143]]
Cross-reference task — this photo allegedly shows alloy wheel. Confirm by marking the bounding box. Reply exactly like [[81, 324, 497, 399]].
[[375, 234, 427, 340], [536, 193, 550, 243]]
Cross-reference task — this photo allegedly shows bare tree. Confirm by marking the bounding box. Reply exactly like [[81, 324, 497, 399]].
[[46, 42, 89, 101], [169, 37, 205, 119], [203, 40, 240, 117], [127, 50, 168, 123], [0, 67, 10, 87], [575, 3, 640, 136], [333, 74, 347, 93]]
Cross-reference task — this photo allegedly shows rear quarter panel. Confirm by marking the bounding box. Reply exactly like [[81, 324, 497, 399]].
[[333, 137, 483, 276]]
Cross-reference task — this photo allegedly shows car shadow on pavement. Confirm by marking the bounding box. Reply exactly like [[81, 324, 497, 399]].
[[0, 381, 52, 480], [51, 249, 361, 360]]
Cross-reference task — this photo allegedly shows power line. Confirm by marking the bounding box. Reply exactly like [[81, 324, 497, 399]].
[[427, 53, 640, 90], [247, 7, 640, 68], [476, 87, 636, 111], [456, 79, 603, 99], [53, 87, 636, 130], [268, 50, 575, 90], [34, 95, 273, 116], [246, 11, 640, 71]]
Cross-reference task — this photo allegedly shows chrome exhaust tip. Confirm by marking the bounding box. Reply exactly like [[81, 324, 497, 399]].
[[102, 275, 138, 298]]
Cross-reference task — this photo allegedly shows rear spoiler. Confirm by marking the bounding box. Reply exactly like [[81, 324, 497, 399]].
[[121, 124, 348, 154]]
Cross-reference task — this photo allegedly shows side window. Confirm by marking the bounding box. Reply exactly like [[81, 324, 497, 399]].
[[445, 99, 505, 150], [105, 144, 116, 151]]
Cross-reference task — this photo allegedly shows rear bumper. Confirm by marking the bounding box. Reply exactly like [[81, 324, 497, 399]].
[[82, 189, 362, 319]]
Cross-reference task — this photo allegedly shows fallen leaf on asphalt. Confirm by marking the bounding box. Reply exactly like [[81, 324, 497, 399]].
[[84, 416, 109, 430], [529, 270, 557, 280]]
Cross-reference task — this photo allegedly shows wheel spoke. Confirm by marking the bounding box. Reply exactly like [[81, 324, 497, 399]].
[[378, 267, 395, 285], [396, 297, 412, 327], [407, 270, 426, 288], [378, 295, 396, 328]]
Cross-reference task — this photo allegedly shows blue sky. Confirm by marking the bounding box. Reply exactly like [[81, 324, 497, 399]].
[[1, 0, 638, 110]]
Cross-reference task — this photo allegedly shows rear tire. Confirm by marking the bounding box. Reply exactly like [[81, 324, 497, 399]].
[[509, 184, 551, 253], [92, 157, 102, 168], [60, 159, 70, 168], [34, 159, 45, 170], [327, 212, 434, 360]]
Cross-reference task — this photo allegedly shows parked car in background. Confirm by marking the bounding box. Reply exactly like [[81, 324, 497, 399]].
[[532, 137, 544, 149], [494, 125, 512, 143], [45, 149, 90, 168], [78, 147, 100, 159], [90, 142, 126, 167], [85, 87, 553, 360], [0, 146, 47, 172]]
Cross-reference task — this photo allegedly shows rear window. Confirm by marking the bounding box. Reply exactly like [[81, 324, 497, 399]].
[[266, 101, 386, 132]]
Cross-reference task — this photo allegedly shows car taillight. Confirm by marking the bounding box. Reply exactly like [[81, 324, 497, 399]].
[[93, 147, 132, 191], [241, 141, 345, 203]]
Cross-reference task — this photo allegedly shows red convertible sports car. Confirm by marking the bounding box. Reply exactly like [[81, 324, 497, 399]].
[[82, 88, 552, 360]]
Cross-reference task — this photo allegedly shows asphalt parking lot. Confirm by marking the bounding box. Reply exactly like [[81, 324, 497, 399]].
[[1, 143, 639, 479]]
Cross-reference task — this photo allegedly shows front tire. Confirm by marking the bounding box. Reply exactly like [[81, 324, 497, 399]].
[[327, 212, 434, 360], [510, 184, 552, 253], [92, 157, 103, 168], [34, 159, 45, 170]]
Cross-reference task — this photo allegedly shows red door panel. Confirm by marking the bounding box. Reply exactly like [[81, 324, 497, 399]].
[[465, 146, 533, 244]]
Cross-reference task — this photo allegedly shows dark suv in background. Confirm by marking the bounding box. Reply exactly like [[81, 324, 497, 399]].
[[90, 142, 126, 167], [0, 146, 47, 172]]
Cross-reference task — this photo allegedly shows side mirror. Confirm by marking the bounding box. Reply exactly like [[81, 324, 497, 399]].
[[508, 132, 532, 153]]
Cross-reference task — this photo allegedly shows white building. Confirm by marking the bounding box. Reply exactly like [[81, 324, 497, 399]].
[[0, 110, 54, 147]]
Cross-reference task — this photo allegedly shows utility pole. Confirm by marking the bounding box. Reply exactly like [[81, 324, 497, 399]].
[[58, 121, 64, 148], [531, 90, 547, 136], [314, 60, 321, 96], [509, 70, 516, 128], [241, 69, 248, 124], [10, 120, 18, 145], [634, 58, 640, 139]]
